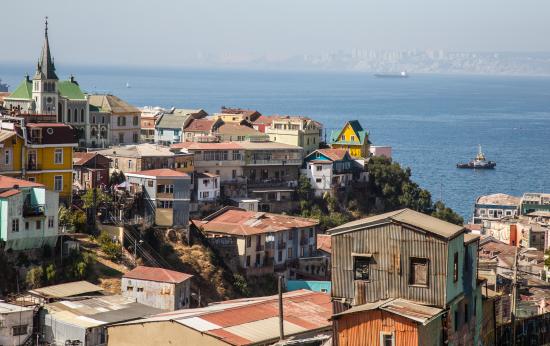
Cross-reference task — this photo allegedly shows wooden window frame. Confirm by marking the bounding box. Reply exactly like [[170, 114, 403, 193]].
[[409, 257, 429, 287]]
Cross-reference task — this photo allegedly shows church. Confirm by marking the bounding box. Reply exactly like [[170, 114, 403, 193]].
[[4, 19, 91, 147]]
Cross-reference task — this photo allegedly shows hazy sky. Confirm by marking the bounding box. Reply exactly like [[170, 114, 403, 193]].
[[1, 0, 549, 67]]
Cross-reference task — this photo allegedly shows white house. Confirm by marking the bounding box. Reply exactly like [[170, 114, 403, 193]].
[[0, 302, 34, 346], [122, 266, 193, 311], [0, 176, 59, 251], [195, 172, 220, 202]]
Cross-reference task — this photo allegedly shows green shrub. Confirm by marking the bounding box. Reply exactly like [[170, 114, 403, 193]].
[[26, 266, 44, 288]]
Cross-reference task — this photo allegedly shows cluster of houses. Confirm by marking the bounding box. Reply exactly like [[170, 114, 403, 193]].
[[4, 19, 549, 346], [1, 208, 502, 346]]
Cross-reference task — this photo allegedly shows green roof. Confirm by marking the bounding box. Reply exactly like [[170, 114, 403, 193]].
[[330, 120, 369, 145], [58, 80, 85, 100], [8, 79, 32, 99]]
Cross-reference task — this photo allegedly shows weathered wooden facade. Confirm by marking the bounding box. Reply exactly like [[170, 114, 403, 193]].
[[329, 209, 483, 346]]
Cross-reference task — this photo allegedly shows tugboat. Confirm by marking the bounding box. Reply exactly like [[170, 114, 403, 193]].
[[457, 145, 496, 169]]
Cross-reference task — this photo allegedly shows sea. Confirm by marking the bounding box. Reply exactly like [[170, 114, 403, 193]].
[[2, 64, 550, 221]]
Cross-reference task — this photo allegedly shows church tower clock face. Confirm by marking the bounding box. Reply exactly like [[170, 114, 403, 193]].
[[47, 97, 53, 103]]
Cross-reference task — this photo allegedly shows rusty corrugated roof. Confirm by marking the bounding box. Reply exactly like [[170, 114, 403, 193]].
[[123, 266, 193, 284]]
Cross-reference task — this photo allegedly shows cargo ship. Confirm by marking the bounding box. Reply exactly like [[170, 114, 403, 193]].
[[374, 71, 408, 78], [457, 145, 496, 169]]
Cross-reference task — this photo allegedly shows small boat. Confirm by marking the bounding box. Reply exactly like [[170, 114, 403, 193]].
[[374, 71, 408, 78], [457, 145, 496, 169], [126, 81, 131, 88]]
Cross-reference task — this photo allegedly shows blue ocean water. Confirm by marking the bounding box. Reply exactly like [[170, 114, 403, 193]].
[[2, 64, 550, 220]]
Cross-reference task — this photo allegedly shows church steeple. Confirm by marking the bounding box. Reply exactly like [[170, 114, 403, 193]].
[[34, 17, 58, 80]]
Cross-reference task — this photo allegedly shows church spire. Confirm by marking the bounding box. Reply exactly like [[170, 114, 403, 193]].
[[34, 16, 58, 80]]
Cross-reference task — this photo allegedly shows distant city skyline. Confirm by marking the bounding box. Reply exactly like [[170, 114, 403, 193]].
[[1, 0, 550, 69]]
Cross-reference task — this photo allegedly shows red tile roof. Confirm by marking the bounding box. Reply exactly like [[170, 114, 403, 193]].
[[0, 189, 21, 198], [316, 148, 349, 161], [0, 175, 44, 189], [123, 266, 192, 284], [184, 119, 215, 132], [196, 207, 318, 236], [73, 152, 98, 165], [126, 169, 190, 178], [316, 234, 332, 254]]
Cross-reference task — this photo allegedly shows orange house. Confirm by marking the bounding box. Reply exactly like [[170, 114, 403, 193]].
[[333, 298, 444, 346]]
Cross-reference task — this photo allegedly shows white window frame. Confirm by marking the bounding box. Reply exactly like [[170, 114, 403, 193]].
[[380, 332, 395, 346], [4, 149, 11, 165], [54, 148, 63, 164], [12, 219, 19, 232], [54, 175, 63, 192], [48, 216, 55, 228]]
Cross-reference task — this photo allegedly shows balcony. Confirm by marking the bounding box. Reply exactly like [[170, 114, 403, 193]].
[[23, 203, 45, 217], [247, 159, 302, 166], [26, 163, 42, 171]]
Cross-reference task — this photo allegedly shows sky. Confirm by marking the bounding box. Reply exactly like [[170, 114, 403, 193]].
[[1, 0, 549, 67]]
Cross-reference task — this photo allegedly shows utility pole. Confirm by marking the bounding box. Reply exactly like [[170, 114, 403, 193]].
[[278, 275, 284, 342], [511, 245, 519, 346]]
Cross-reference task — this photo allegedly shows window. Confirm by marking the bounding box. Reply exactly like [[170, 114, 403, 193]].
[[316, 165, 322, 171], [201, 191, 210, 199], [453, 252, 459, 282], [454, 310, 459, 331], [36, 220, 41, 230], [118, 133, 124, 144], [25, 221, 29, 231], [232, 169, 237, 179], [278, 250, 283, 262], [409, 257, 429, 286], [340, 135, 345, 141], [287, 247, 293, 259], [54, 176, 63, 191], [128, 160, 133, 169], [380, 332, 394, 346], [133, 133, 139, 143], [12, 325, 27, 336], [157, 184, 174, 194], [246, 236, 252, 248], [137, 287, 144, 292], [354, 255, 371, 280], [316, 178, 322, 183], [4, 149, 11, 165], [464, 303, 469, 323], [288, 231, 294, 240], [48, 216, 54, 228], [12, 219, 19, 232], [54, 148, 63, 164], [300, 247, 305, 257], [158, 200, 173, 208], [127, 286, 134, 291], [80, 109, 84, 123], [351, 135, 356, 141], [133, 116, 139, 126]]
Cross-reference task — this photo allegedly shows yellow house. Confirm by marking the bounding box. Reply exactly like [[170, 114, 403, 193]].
[[330, 120, 370, 158], [24, 123, 76, 204], [0, 123, 76, 205]]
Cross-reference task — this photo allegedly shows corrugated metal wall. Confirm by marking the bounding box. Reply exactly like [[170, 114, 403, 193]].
[[336, 310, 419, 346], [332, 223, 449, 307]]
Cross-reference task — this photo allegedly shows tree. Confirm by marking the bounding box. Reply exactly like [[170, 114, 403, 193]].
[[45, 264, 56, 284], [109, 171, 125, 186], [297, 175, 312, 201], [431, 201, 464, 225], [83, 188, 112, 209], [26, 266, 43, 288]]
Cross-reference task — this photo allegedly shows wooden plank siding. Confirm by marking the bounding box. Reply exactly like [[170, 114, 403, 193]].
[[336, 310, 420, 346], [332, 223, 449, 307]]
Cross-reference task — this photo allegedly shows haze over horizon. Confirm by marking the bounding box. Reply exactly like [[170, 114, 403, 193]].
[[1, 0, 550, 69]]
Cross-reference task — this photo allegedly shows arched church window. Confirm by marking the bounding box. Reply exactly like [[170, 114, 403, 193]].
[[81, 109, 84, 123]]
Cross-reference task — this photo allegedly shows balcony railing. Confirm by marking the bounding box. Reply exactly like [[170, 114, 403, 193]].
[[26, 163, 42, 171], [247, 158, 302, 166], [23, 204, 45, 217]]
